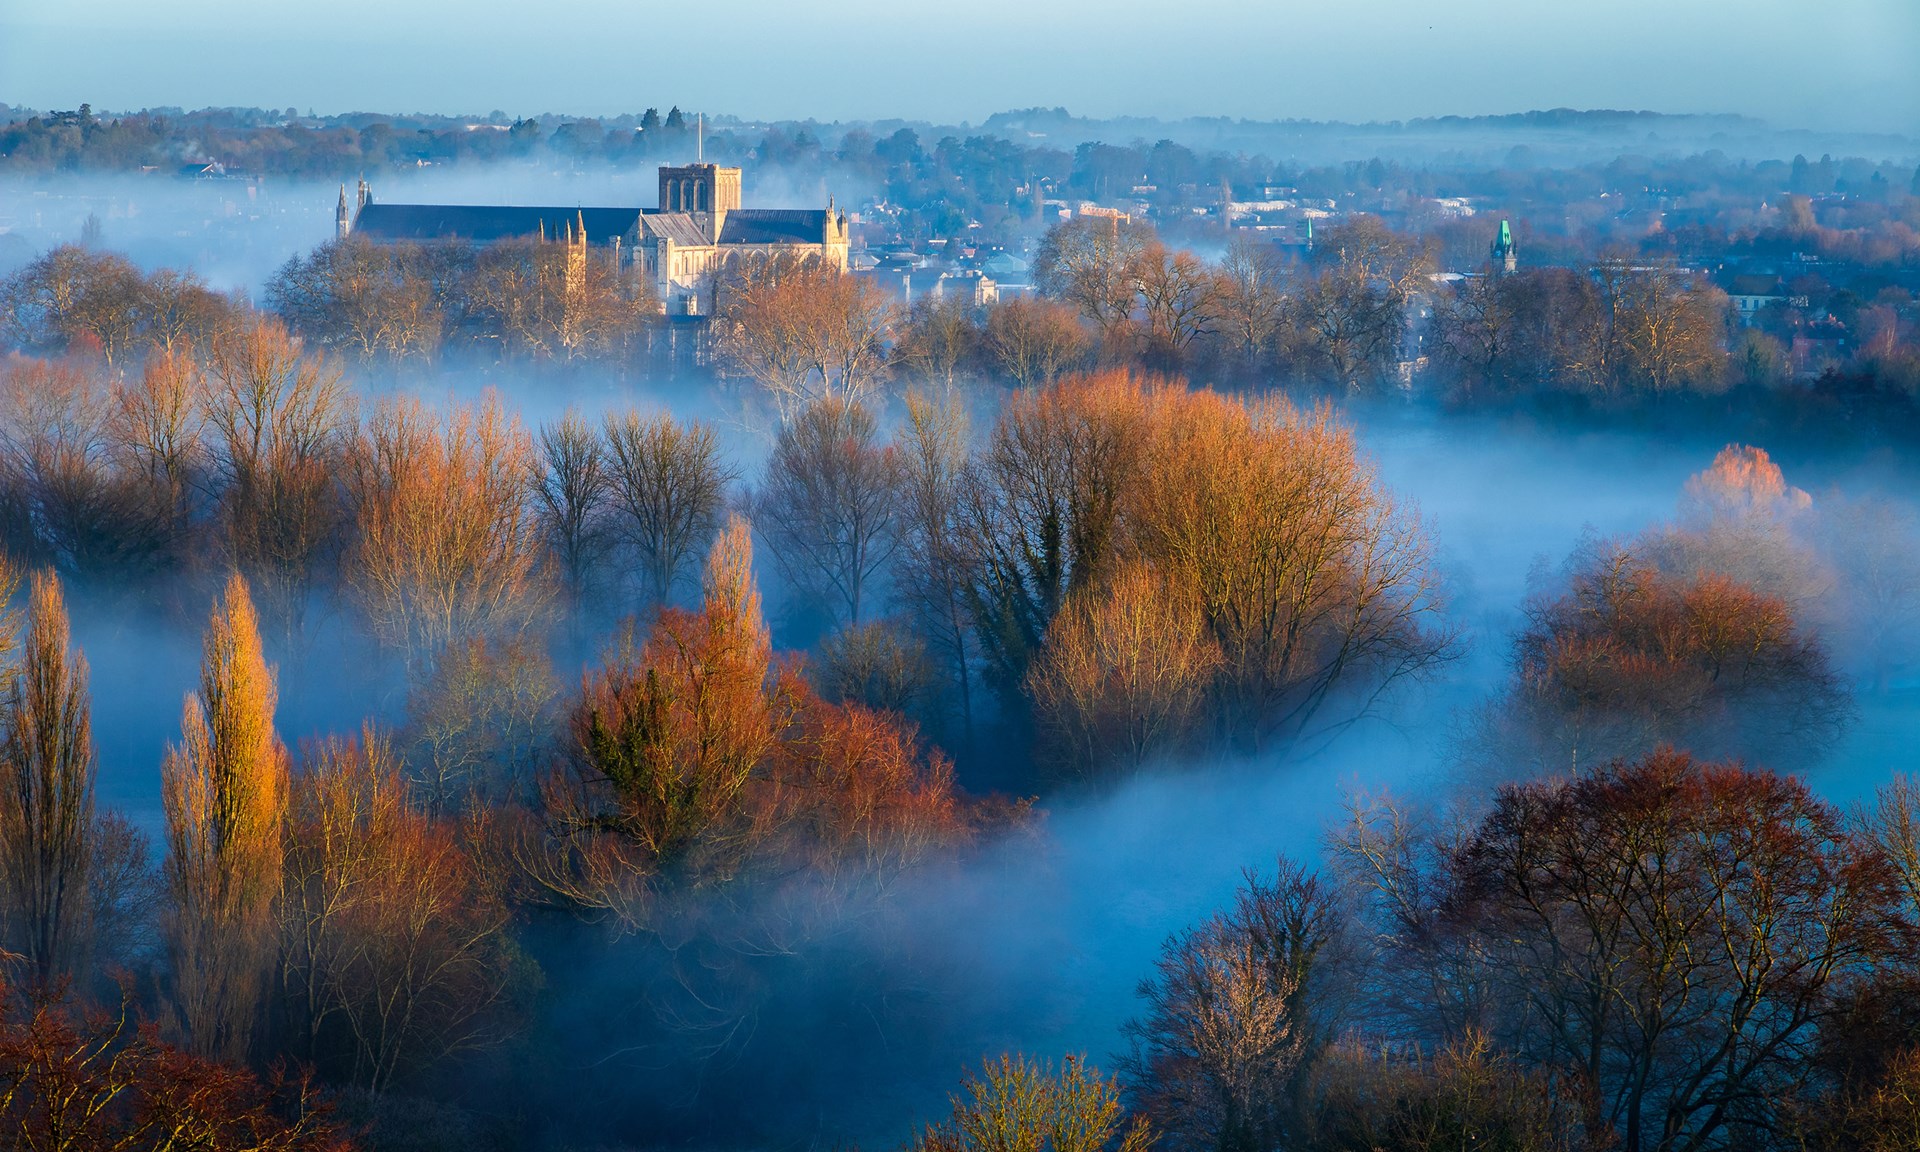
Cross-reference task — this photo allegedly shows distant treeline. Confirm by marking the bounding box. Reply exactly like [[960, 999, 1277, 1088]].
[[5, 220, 1918, 432], [6, 103, 1920, 270]]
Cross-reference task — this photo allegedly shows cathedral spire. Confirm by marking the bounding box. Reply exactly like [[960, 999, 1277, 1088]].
[[1491, 218, 1517, 273], [336, 184, 351, 240]]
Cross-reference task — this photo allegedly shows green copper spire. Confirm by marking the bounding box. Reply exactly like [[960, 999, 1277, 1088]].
[[1491, 218, 1516, 271]]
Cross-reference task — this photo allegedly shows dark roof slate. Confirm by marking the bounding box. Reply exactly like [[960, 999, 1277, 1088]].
[[1728, 273, 1783, 296], [351, 204, 832, 249], [351, 204, 643, 245], [718, 209, 829, 246]]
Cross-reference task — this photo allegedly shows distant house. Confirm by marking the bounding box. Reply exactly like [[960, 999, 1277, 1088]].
[[980, 252, 1030, 280], [176, 161, 226, 179], [934, 269, 998, 307], [1726, 273, 1784, 324], [860, 266, 998, 307], [339, 163, 850, 316]]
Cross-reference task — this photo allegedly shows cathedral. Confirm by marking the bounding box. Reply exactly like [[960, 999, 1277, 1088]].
[[336, 163, 851, 316]]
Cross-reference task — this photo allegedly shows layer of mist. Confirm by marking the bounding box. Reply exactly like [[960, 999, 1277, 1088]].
[[41, 362, 1917, 1143]]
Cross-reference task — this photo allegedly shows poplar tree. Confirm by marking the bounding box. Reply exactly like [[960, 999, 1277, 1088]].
[[0, 571, 95, 981], [162, 573, 287, 1061]]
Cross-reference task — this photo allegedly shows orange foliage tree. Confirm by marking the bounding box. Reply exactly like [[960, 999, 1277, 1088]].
[[280, 729, 517, 1092], [961, 371, 1449, 771], [0, 983, 349, 1151], [519, 514, 973, 931], [1130, 385, 1447, 751], [162, 574, 287, 1062], [1488, 537, 1849, 775]]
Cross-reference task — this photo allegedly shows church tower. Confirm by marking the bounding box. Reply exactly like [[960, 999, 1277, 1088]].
[[1491, 218, 1517, 273], [658, 163, 742, 240], [336, 185, 351, 240]]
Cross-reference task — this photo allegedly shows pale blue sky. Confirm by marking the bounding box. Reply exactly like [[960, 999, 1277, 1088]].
[[2, 0, 1915, 132]]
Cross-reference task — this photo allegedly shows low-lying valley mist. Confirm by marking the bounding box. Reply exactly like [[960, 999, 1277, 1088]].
[[0, 82, 1918, 1152]]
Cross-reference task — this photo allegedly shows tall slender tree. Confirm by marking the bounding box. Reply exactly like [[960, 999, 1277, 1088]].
[[0, 570, 95, 981], [162, 573, 287, 1061]]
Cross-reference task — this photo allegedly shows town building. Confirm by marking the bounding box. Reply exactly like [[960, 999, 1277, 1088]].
[[337, 162, 850, 316], [1725, 273, 1785, 324]]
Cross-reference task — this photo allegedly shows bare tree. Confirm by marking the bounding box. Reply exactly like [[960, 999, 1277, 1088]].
[[1478, 536, 1849, 776], [531, 409, 611, 616], [143, 267, 239, 356], [1566, 259, 1725, 399], [896, 294, 982, 394], [1135, 244, 1218, 368], [403, 635, 556, 811], [984, 297, 1092, 388], [894, 392, 979, 741], [268, 237, 443, 362], [1028, 563, 1220, 777], [1304, 1031, 1580, 1152], [915, 1054, 1154, 1152], [0, 245, 150, 364], [601, 411, 734, 608], [0, 355, 131, 578], [1132, 391, 1450, 750], [1446, 752, 1903, 1152], [464, 238, 551, 359], [1212, 236, 1287, 376], [1122, 859, 1343, 1152], [1033, 215, 1154, 340], [347, 393, 547, 676], [958, 372, 1146, 697], [1427, 268, 1522, 398], [714, 253, 894, 416], [1293, 217, 1431, 390], [203, 319, 351, 649], [754, 396, 902, 626], [281, 729, 516, 1091], [813, 619, 935, 717], [107, 348, 208, 576], [1617, 266, 1727, 395]]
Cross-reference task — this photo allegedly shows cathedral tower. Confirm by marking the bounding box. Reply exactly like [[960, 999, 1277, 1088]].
[[658, 163, 742, 238]]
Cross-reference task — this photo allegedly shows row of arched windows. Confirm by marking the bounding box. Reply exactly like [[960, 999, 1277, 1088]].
[[665, 179, 710, 212]]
